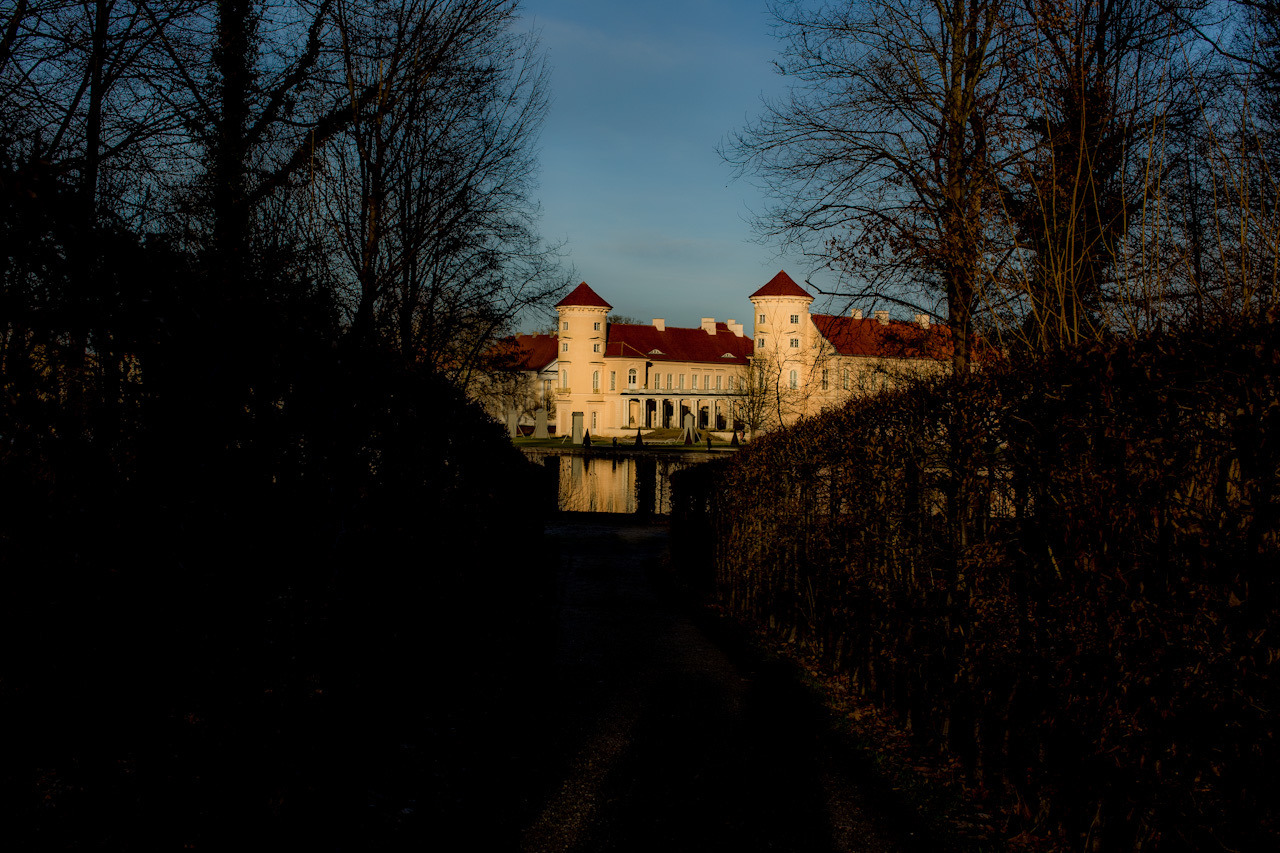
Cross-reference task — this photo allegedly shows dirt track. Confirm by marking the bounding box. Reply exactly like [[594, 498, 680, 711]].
[[513, 515, 918, 853]]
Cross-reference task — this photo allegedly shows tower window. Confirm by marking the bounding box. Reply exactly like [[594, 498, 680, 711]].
[[790, 314, 799, 324]]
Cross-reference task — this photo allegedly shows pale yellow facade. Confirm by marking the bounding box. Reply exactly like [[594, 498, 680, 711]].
[[748, 284, 951, 430], [553, 297, 752, 438], [495, 273, 955, 439]]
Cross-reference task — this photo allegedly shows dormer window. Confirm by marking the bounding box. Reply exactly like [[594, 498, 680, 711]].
[[649, 348, 663, 355], [721, 352, 735, 358]]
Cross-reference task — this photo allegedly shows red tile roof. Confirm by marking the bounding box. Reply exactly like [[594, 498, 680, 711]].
[[492, 334, 559, 371], [750, 270, 812, 300], [555, 281, 613, 309], [603, 322, 754, 365], [812, 314, 955, 360]]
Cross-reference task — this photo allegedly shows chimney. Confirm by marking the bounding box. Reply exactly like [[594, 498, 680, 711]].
[[652, 318, 665, 331], [875, 310, 890, 326], [701, 317, 716, 334], [727, 321, 744, 337], [850, 308, 863, 320], [914, 314, 931, 329]]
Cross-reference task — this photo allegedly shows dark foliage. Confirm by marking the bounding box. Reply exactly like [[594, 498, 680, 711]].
[[0, 148, 552, 850], [673, 319, 1280, 850]]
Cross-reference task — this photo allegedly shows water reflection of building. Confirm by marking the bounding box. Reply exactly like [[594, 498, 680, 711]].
[[488, 271, 958, 438], [540, 452, 707, 514]]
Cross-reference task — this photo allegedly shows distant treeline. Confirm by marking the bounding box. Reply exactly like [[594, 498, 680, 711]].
[[673, 319, 1280, 851]]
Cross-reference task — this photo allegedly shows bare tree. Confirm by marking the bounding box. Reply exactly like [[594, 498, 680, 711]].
[[998, 0, 1204, 347], [727, 0, 1014, 374], [314, 0, 564, 375], [0, 0, 203, 420]]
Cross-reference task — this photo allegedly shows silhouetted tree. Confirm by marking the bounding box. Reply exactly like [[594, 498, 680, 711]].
[[1002, 0, 1202, 347], [727, 0, 1014, 374], [317, 0, 565, 372]]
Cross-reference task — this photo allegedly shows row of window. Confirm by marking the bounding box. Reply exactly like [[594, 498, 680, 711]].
[[563, 365, 863, 394], [593, 369, 639, 392], [652, 373, 734, 391], [566, 369, 740, 393], [561, 321, 604, 332], [758, 313, 801, 324], [756, 336, 802, 349]]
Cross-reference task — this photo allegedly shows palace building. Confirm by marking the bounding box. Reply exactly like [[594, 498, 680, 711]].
[[483, 271, 957, 439]]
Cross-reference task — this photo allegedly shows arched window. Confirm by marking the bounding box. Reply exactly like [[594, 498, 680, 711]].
[[592, 370, 600, 392], [789, 369, 798, 389], [628, 368, 637, 388]]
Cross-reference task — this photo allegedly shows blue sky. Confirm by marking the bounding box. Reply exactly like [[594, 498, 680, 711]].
[[517, 0, 824, 330]]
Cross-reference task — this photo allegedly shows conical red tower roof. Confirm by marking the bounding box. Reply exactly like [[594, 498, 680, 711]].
[[750, 270, 812, 300], [555, 281, 613, 309]]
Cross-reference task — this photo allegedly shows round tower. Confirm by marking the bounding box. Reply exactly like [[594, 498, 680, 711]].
[[749, 270, 814, 385], [554, 282, 612, 440]]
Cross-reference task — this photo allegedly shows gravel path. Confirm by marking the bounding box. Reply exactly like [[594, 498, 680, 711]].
[[515, 515, 915, 853]]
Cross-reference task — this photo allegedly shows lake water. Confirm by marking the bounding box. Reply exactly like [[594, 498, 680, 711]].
[[521, 449, 719, 514]]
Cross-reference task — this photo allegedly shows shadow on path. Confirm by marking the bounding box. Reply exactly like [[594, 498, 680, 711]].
[[515, 514, 918, 853]]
